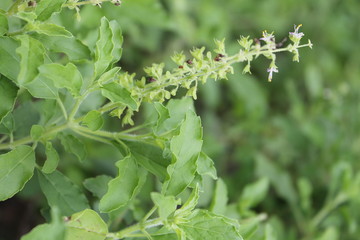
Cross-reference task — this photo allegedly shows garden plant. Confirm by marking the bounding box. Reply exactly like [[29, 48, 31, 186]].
[[1, 0, 358, 240]]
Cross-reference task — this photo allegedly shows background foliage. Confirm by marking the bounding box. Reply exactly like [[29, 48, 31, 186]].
[[0, 0, 359, 239]]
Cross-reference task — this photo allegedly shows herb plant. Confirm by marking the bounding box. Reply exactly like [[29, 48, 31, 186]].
[[0, 0, 312, 239]]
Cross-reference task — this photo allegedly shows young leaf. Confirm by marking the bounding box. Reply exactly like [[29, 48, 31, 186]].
[[65, 209, 108, 240], [94, 17, 114, 76], [30, 124, 45, 141], [16, 35, 45, 85], [0, 76, 18, 123], [83, 175, 112, 199], [38, 63, 83, 97], [151, 192, 181, 221], [0, 12, 8, 35], [0, 145, 35, 201], [178, 210, 243, 240], [125, 140, 170, 181], [0, 36, 20, 81], [209, 178, 228, 215], [21, 207, 66, 240], [162, 110, 203, 196], [31, 34, 91, 61], [97, 67, 121, 85], [82, 110, 104, 131], [58, 134, 87, 162], [239, 177, 269, 211], [35, 0, 67, 21], [24, 74, 59, 99], [101, 82, 138, 110], [197, 152, 217, 180], [37, 170, 90, 216], [99, 155, 146, 213], [42, 142, 60, 174]]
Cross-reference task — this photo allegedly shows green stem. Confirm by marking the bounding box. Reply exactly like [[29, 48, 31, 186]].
[[57, 98, 68, 120], [0, 123, 68, 150], [63, 0, 112, 8], [114, 218, 163, 239], [310, 193, 348, 229]]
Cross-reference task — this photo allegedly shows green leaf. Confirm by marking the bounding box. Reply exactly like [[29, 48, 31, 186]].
[[125, 140, 171, 181], [154, 97, 195, 136], [197, 152, 217, 180], [0, 113, 15, 134], [82, 110, 104, 131], [31, 33, 91, 61], [42, 142, 60, 174], [151, 192, 181, 221], [35, 0, 67, 21], [24, 74, 58, 99], [0, 76, 18, 123], [15, 35, 45, 85], [209, 178, 228, 215], [94, 17, 114, 76], [0, 12, 8, 35], [0, 36, 20, 81], [175, 184, 200, 218], [163, 110, 203, 196], [239, 177, 269, 211], [83, 175, 112, 199], [38, 63, 83, 97], [28, 22, 72, 37], [37, 170, 90, 216], [101, 82, 138, 110], [0, 146, 35, 201], [178, 210, 243, 240], [30, 124, 45, 141], [99, 155, 146, 213], [65, 209, 108, 240], [21, 207, 66, 240], [98, 67, 121, 85], [58, 134, 87, 162], [109, 20, 123, 62]]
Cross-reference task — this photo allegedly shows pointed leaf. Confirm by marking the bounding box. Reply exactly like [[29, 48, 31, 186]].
[[197, 152, 217, 180], [0, 12, 8, 35], [38, 63, 83, 97], [0, 76, 18, 123], [15, 35, 45, 85], [239, 177, 269, 211], [101, 82, 138, 110], [178, 210, 243, 240], [32, 34, 91, 61], [0, 145, 35, 201], [21, 207, 65, 240], [125, 140, 170, 181], [151, 193, 181, 221], [94, 17, 114, 76], [83, 175, 112, 199], [24, 74, 58, 99], [0, 36, 20, 81], [163, 111, 203, 196], [35, 0, 67, 21], [66, 209, 108, 240], [58, 134, 87, 162], [210, 178, 228, 215], [175, 184, 200, 218], [99, 155, 146, 213], [109, 20, 123, 62], [28, 22, 72, 37], [37, 170, 90, 216]]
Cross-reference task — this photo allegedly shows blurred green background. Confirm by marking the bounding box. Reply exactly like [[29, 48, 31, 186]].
[[1, 0, 360, 239]]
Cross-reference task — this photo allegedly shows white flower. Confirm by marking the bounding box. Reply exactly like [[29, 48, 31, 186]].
[[267, 67, 278, 82], [260, 31, 275, 43], [289, 24, 304, 41]]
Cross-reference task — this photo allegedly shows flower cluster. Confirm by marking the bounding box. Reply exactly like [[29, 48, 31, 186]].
[[105, 25, 311, 124]]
